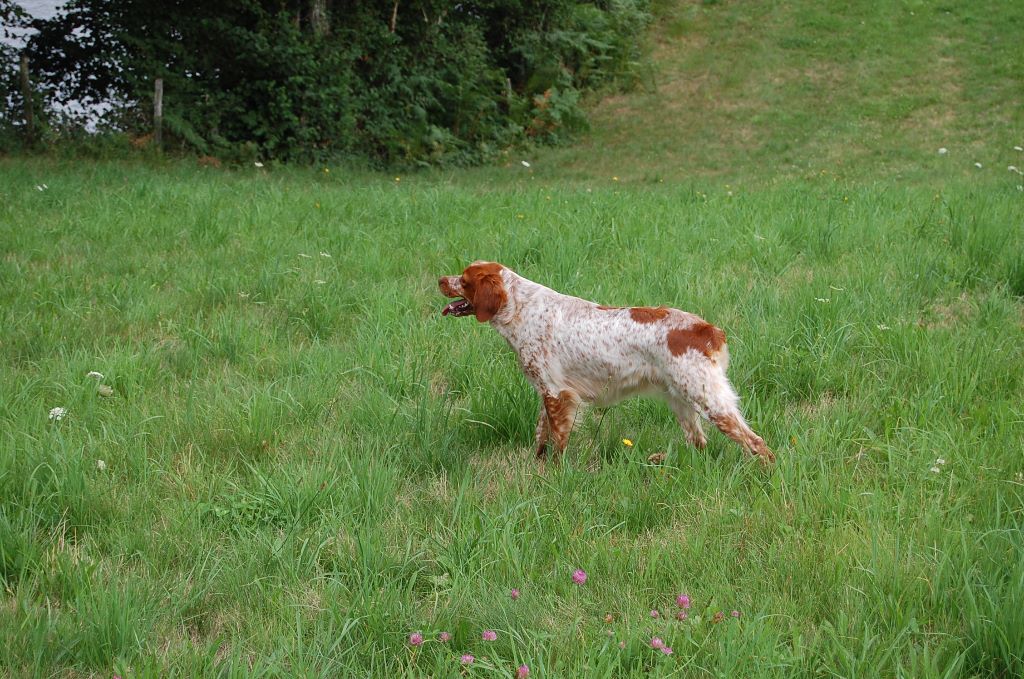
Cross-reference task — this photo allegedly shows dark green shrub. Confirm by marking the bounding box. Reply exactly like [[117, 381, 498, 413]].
[[5, 0, 650, 165]]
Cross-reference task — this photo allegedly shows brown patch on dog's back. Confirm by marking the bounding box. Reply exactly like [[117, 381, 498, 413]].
[[629, 306, 670, 323], [667, 322, 726, 358]]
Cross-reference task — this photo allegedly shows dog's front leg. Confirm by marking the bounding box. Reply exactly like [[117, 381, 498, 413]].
[[542, 390, 581, 456]]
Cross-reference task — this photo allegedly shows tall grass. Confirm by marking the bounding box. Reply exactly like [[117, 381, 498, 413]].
[[1, 157, 1022, 676]]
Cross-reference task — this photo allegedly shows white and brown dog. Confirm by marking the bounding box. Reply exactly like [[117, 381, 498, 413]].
[[439, 261, 774, 463]]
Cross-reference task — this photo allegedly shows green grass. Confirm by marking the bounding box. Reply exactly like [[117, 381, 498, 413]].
[[1, 160, 1022, 677], [521, 0, 1024, 185], [2, 0, 1024, 676]]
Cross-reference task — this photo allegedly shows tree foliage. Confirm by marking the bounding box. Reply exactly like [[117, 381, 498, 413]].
[[11, 0, 649, 164], [0, 0, 30, 144]]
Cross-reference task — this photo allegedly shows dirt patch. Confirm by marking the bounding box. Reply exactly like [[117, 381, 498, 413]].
[[895, 38, 964, 139], [429, 372, 451, 398], [427, 471, 452, 503], [469, 449, 526, 502], [790, 391, 838, 418], [920, 291, 975, 329], [776, 263, 816, 290]]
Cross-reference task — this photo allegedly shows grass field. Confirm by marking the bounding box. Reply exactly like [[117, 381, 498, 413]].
[[2, 1, 1024, 677], [533, 0, 1024, 185]]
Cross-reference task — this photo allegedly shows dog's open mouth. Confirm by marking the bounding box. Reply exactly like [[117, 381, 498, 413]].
[[442, 298, 474, 317]]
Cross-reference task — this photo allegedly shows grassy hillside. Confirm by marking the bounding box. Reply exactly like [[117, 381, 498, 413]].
[[1, 1, 1023, 677], [523, 0, 1024, 184]]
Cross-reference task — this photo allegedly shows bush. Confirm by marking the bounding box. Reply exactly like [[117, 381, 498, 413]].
[[0, 0, 30, 152], [4, 0, 650, 166]]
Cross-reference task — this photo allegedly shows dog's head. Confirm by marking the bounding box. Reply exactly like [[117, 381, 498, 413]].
[[439, 261, 508, 323]]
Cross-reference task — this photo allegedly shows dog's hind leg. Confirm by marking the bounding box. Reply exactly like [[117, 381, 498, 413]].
[[670, 360, 774, 463], [668, 398, 707, 450], [709, 409, 774, 463]]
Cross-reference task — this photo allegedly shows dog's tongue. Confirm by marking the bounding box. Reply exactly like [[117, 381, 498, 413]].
[[442, 298, 472, 316]]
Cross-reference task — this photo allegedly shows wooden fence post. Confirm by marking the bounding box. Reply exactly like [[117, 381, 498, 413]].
[[19, 54, 33, 142], [153, 78, 163, 152]]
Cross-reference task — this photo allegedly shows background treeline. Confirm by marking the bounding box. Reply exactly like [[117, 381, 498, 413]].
[[0, 0, 649, 165]]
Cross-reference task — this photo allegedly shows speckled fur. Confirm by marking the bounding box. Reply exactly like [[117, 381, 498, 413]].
[[439, 262, 774, 463]]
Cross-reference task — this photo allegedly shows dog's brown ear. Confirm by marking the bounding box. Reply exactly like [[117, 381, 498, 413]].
[[472, 272, 506, 322], [464, 264, 507, 322]]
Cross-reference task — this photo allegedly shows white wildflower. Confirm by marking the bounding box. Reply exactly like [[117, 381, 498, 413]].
[[35, 184, 48, 191], [937, 148, 948, 155], [1008, 166, 1023, 175], [877, 324, 891, 330], [1015, 146, 1023, 152], [315, 279, 326, 285], [254, 161, 264, 168], [974, 162, 983, 169], [815, 298, 830, 303], [521, 160, 531, 167], [86, 371, 104, 380], [936, 458, 946, 465], [930, 466, 941, 473], [319, 251, 331, 258], [96, 459, 107, 471], [49, 407, 66, 421], [97, 384, 114, 397], [297, 253, 312, 259]]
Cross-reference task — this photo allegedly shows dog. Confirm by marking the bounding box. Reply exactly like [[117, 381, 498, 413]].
[[439, 261, 774, 463]]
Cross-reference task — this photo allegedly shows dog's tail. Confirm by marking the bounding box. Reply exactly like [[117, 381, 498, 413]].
[[714, 342, 730, 372]]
